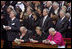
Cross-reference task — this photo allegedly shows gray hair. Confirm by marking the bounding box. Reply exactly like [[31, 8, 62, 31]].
[[43, 8, 49, 14], [47, 1, 52, 5], [20, 26, 27, 31], [49, 28, 55, 32], [60, 10, 65, 15], [65, 13, 71, 17], [53, 2, 59, 7]]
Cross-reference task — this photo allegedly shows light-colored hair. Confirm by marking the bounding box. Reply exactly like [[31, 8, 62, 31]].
[[43, 8, 49, 14], [53, 2, 59, 7], [60, 10, 65, 15], [47, 1, 52, 5], [65, 13, 71, 17], [49, 28, 55, 32], [20, 26, 27, 31]]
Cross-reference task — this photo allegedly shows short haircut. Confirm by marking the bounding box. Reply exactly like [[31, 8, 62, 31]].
[[49, 28, 55, 32], [20, 26, 27, 30], [53, 2, 59, 7], [43, 8, 49, 14]]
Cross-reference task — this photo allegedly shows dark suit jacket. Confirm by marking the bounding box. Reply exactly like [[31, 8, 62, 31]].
[[55, 17, 69, 34], [39, 16, 54, 35], [32, 32, 47, 43], [7, 18, 20, 41], [17, 30, 33, 42]]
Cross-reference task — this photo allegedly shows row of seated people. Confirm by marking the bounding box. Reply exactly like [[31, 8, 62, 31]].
[[13, 26, 65, 48]]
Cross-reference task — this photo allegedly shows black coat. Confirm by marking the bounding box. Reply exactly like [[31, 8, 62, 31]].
[[55, 17, 69, 34], [39, 16, 54, 35], [6, 18, 20, 41], [33, 32, 47, 43], [17, 30, 33, 42]]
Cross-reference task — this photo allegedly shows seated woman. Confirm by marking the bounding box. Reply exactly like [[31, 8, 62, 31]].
[[42, 28, 65, 48], [30, 26, 47, 43], [14, 26, 32, 44]]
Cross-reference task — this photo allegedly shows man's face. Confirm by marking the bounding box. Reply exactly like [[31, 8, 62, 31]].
[[43, 9, 47, 16], [10, 11, 15, 18], [47, 2, 51, 7], [49, 31, 53, 35], [7, 7, 11, 13], [60, 11, 64, 18], [27, 8, 31, 15], [36, 29, 41, 35], [20, 28, 26, 34]]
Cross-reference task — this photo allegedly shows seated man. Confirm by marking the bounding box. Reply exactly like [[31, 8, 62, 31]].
[[29, 26, 47, 43], [42, 28, 65, 48], [14, 26, 32, 44]]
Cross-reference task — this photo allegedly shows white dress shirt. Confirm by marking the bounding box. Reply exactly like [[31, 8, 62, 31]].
[[42, 15, 48, 26]]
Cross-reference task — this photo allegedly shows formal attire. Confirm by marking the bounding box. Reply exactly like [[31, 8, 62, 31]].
[[17, 30, 33, 42], [55, 16, 68, 37], [32, 32, 47, 43], [6, 17, 20, 48], [39, 15, 54, 36], [47, 31, 65, 48]]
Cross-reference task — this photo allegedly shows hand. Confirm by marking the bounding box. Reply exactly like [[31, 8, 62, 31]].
[[31, 40, 38, 43], [18, 39, 24, 42], [5, 26, 11, 30], [42, 40, 47, 43]]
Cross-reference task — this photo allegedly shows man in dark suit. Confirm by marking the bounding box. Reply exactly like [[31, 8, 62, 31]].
[[55, 10, 68, 37], [30, 27, 47, 43], [39, 8, 53, 36], [3, 10, 20, 48]]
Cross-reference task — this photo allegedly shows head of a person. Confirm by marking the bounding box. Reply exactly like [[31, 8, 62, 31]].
[[35, 26, 42, 35], [49, 28, 56, 36], [46, 1, 52, 7], [32, 11, 38, 19], [59, 10, 65, 18], [26, 7, 32, 15], [52, 2, 59, 10], [9, 10, 16, 19], [7, 5, 14, 13], [20, 26, 27, 34], [43, 8, 49, 16], [61, 6, 67, 12], [37, 7, 42, 15], [65, 13, 71, 19], [1, 1, 6, 6]]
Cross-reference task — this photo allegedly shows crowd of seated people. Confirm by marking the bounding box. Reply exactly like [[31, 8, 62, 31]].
[[1, 1, 71, 48]]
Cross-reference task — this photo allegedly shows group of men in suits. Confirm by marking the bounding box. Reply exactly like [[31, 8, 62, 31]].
[[1, 1, 71, 48]]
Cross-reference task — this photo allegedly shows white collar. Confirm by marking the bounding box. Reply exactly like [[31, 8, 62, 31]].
[[44, 15, 48, 18], [49, 6, 52, 10], [29, 14, 32, 17], [2, 4, 5, 8], [11, 17, 15, 21], [61, 16, 65, 21]]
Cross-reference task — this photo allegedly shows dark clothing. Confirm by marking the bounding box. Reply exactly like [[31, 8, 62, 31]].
[[32, 32, 47, 43], [39, 16, 54, 36], [55, 17, 69, 36], [6, 18, 20, 41], [17, 30, 33, 42]]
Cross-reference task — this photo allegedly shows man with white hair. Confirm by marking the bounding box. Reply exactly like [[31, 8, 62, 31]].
[[43, 28, 65, 48], [55, 10, 69, 37], [52, 2, 60, 16], [46, 1, 53, 16]]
